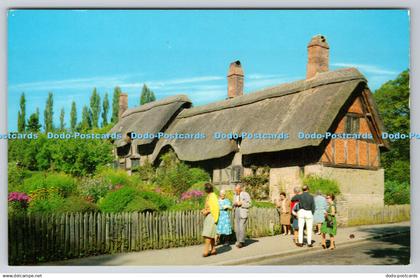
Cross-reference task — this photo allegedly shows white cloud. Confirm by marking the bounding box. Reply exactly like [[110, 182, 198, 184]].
[[331, 63, 398, 76], [121, 76, 224, 89], [9, 73, 137, 92]]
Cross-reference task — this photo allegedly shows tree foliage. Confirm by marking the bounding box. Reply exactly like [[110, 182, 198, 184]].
[[374, 70, 410, 204], [8, 133, 113, 176], [59, 107, 65, 130], [70, 101, 77, 131], [27, 109, 41, 132], [18, 93, 26, 132], [44, 92, 54, 132], [374, 70, 410, 184], [81, 105, 92, 130], [102, 92, 109, 127], [140, 84, 156, 105], [111, 86, 122, 124], [89, 88, 101, 128]]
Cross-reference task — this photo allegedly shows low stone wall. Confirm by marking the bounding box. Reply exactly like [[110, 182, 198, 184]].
[[345, 204, 410, 227], [304, 164, 384, 208]]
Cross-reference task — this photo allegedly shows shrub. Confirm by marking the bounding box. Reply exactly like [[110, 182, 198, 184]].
[[181, 190, 204, 201], [8, 162, 30, 192], [8, 133, 113, 176], [20, 172, 76, 197], [125, 196, 159, 212], [188, 168, 210, 184], [28, 193, 65, 213], [56, 196, 98, 213], [155, 161, 192, 195], [98, 187, 139, 213], [136, 160, 156, 182], [154, 150, 210, 196], [169, 200, 204, 211], [8, 192, 31, 216], [95, 168, 134, 187], [241, 166, 270, 200], [20, 172, 46, 194], [303, 175, 341, 196], [138, 191, 176, 211], [384, 180, 410, 205], [78, 177, 111, 203], [44, 173, 76, 197]]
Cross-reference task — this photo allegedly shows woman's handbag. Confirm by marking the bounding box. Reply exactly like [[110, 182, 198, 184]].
[[326, 215, 334, 228]]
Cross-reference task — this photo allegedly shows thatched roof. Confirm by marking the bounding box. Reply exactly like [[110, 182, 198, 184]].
[[149, 68, 385, 162], [110, 95, 191, 147]]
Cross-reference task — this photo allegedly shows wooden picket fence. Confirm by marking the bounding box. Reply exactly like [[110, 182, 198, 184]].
[[9, 208, 281, 265]]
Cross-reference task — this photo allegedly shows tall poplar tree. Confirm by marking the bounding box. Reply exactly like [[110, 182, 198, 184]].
[[140, 84, 156, 105], [90, 88, 101, 128], [27, 108, 41, 132], [17, 92, 26, 132], [102, 92, 109, 127], [44, 92, 54, 132], [70, 101, 77, 131], [81, 105, 92, 130], [60, 107, 65, 130], [111, 86, 122, 124]]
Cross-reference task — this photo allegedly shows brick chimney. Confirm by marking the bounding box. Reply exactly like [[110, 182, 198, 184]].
[[306, 35, 329, 79], [227, 60, 244, 98], [118, 93, 128, 119]]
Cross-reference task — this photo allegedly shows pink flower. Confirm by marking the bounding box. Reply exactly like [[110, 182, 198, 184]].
[[8, 192, 31, 203], [180, 190, 204, 201]]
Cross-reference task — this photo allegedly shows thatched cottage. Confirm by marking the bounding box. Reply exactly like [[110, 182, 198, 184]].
[[110, 35, 388, 214]]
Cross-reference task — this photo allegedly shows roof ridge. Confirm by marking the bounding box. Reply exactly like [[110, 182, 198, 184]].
[[177, 68, 366, 119], [121, 94, 191, 118]]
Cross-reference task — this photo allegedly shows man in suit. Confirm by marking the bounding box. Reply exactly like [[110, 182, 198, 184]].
[[291, 185, 315, 247], [233, 184, 252, 248]]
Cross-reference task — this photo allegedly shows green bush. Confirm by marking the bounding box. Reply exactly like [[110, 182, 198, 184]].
[[135, 160, 156, 182], [78, 177, 111, 203], [384, 180, 410, 205], [20, 172, 46, 193], [8, 133, 113, 176], [8, 162, 30, 192], [169, 200, 204, 211], [95, 168, 134, 187], [303, 175, 341, 196], [44, 173, 76, 197], [188, 168, 210, 184], [241, 167, 270, 200], [138, 191, 175, 211], [56, 196, 98, 213], [155, 161, 192, 195], [98, 187, 139, 213], [154, 150, 210, 196], [124, 196, 159, 212], [28, 191, 65, 214], [385, 160, 410, 184], [188, 181, 220, 196], [20, 172, 76, 197]]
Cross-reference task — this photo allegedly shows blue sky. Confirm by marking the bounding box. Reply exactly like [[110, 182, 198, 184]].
[[8, 9, 409, 131]]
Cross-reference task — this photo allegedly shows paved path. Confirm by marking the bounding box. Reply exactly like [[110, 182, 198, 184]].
[[42, 221, 410, 266], [253, 232, 410, 265]]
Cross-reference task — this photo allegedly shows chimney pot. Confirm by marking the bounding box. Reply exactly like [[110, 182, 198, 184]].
[[227, 60, 244, 98], [119, 93, 128, 119], [306, 35, 329, 79]]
